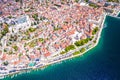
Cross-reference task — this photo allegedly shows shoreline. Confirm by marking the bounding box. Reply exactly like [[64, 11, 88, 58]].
[[43, 13, 107, 69], [0, 13, 107, 79], [0, 1, 119, 79], [117, 11, 120, 16]]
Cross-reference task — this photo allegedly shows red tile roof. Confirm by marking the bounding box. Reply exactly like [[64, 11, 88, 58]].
[[44, 52, 51, 57]]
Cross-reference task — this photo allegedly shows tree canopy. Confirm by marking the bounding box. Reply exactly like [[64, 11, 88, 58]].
[[65, 45, 75, 52], [80, 48, 86, 53], [107, 0, 119, 2], [74, 38, 91, 47], [92, 27, 99, 35], [73, 51, 80, 55]]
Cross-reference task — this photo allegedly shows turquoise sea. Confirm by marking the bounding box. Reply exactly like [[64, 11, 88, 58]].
[[3, 14, 120, 80]]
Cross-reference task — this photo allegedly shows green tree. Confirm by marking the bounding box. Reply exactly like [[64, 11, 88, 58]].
[[13, 45, 18, 51], [60, 51, 66, 55], [75, 0, 79, 3], [89, 3, 99, 8], [80, 48, 86, 53], [85, 0, 89, 2], [74, 39, 85, 47], [32, 14, 39, 21], [1, 23, 9, 36], [65, 45, 75, 52], [19, 53, 22, 60], [73, 51, 80, 55], [92, 27, 99, 35], [107, 0, 119, 2], [29, 27, 36, 32], [15, 0, 19, 2], [3, 61, 9, 66]]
